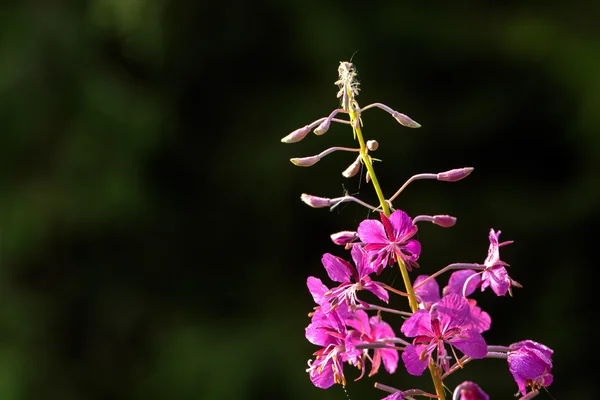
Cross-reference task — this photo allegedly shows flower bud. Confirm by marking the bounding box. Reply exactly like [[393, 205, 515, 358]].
[[392, 111, 421, 128], [290, 155, 321, 167], [313, 119, 331, 135], [366, 140, 379, 151], [452, 381, 489, 400], [300, 193, 332, 208], [507, 340, 554, 396], [330, 230, 358, 245], [281, 125, 311, 143], [342, 156, 361, 178], [432, 215, 457, 228], [437, 167, 474, 182]]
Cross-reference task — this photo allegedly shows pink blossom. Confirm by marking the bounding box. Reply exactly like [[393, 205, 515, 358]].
[[357, 210, 421, 274]]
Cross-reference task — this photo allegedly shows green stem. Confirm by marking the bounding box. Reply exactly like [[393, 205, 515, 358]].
[[349, 108, 446, 400]]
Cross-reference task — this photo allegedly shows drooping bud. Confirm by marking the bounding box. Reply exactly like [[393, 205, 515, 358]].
[[342, 155, 361, 178], [365, 169, 371, 183], [330, 230, 359, 246], [437, 167, 474, 182], [392, 111, 421, 128], [432, 215, 457, 228], [366, 140, 379, 151], [290, 155, 321, 167], [313, 119, 331, 135], [300, 193, 332, 208], [281, 125, 311, 143]]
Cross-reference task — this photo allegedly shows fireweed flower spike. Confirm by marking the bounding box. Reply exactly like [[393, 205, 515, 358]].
[[284, 62, 554, 399], [357, 209, 421, 274]]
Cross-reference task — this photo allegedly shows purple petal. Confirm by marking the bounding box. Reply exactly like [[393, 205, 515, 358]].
[[363, 280, 389, 303], [400, 310, 432, 338], [414, 275, 441, 307], [379, 347, 399, 374], [388, 209, 417, 241], [345, 309, 371, 334], [309, 358, 336, 388], [381, 393, 405, 400], [435, 293, 471, 330], [403, 239, 421, 260], [450, 329, 487, 359], [357, 218, 387, 245], [321, 253, 353, 283], [307, 276, 329, 306], [465, 302, 491, 333], [481, 265, 509, 296], [351, 243, 374, 277], [401, 344, 430, 376], [444, 270, 481, 297]]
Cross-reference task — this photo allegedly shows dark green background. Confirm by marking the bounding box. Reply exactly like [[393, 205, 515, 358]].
[[1, 1, 596, 399]]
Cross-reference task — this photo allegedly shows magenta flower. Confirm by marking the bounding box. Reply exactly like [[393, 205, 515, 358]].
[[357, 209, 421, 274], [400, 293, 487, 376], [481, 229, 521, 296], [452, 381, 489, 400], [415, 274, 491, 333], [305, 309, 360, 388], [381, 393, 404, 400], [346, 310, 399, 377], [507, 340, 554, 395], [320, 244, 389, 312]]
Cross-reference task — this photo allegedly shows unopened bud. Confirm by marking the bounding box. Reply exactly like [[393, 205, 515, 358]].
[[300, 193, 332, 208], [313, 119, 331, 135], [366, 140, 379, 151], [290, 155, 321, 167], [281, 125, 311, 143], [366, 170, 371, 183], [432, 215, 457, 228], [330, 231, 359, 245], [437, 167, 474, 182], [342, 156, 361, 178], [392, 111, 421, 128]]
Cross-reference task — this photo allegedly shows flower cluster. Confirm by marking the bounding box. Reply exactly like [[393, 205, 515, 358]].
[[283, 62, 554, 399]]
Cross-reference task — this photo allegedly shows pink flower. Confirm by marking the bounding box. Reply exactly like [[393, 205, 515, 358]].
[[346, 310, 399, 377], [357, 210, 421, 274], [415, 274, 491, 333], [305, 309, 360, 388], [481, 229, 521, 296], [400, 294, 487, 376], [319, 244, 389, 312], [508, 340, 554, 395]]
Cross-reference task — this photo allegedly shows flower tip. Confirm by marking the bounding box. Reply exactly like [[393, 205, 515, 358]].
[[300, 193, 332, 208], [432, 215, 457, 228], [290, 155, 321, 167], [281, 125, 311, 143], [392, 111, 421, 128], [437, 167, 474, 182]]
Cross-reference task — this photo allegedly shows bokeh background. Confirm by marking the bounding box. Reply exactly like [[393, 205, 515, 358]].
[[1, 1, 597, 399]]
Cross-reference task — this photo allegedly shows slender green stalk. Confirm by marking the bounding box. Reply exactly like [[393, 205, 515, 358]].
[[348, 108, 446, 400]]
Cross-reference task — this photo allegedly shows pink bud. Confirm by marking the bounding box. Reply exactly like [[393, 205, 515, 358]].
[[290, 155, 321, 167], [366, 140, 379, 151], [281, 125, 311, 143], [330, 231, 358, 245], [392, 111, 421, 128], [432, 215, 457, 227], [342, 156, 361, 178], [437, 167, 474, 182], [300, 193, 332, 208], [313, 119, 331, 135]]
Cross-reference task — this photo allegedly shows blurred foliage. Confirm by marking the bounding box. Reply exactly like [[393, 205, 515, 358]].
[[1, 0, 598, 399]]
